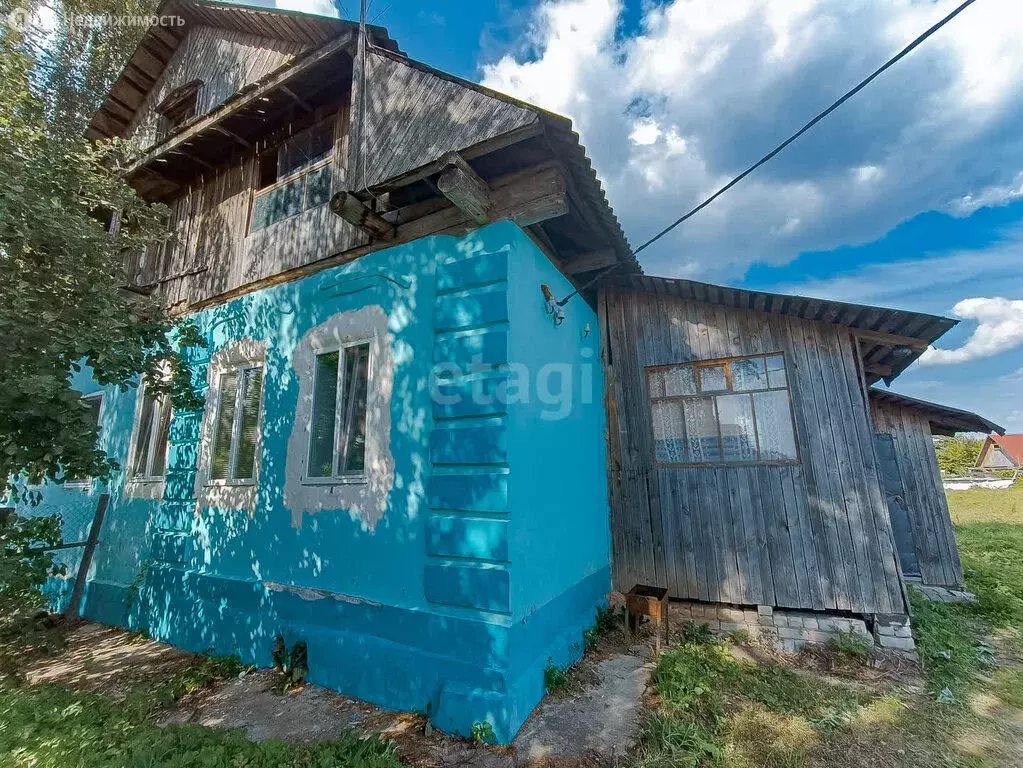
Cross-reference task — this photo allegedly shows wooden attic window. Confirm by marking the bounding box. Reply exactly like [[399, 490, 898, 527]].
[[156, 80, 202, 139]]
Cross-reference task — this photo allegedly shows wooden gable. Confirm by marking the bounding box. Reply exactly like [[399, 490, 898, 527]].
[[125, 25, 308, 148], [350, 47, 539, 190]]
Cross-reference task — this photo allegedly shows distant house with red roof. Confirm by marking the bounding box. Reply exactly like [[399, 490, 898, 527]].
[[977, 434, 1023, 469]]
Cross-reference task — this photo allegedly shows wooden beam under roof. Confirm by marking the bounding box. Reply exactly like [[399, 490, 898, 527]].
[[436, 152, 492, 225], [852, 328, 930, 351]]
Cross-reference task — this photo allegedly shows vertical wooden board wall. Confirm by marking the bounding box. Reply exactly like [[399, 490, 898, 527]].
[[141, 104, 368, 307], [601, 287, 905, 615], [871, 402, 964, 588]]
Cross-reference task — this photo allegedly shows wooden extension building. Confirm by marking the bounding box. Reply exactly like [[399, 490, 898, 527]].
[[869, 389, 1003, 589], [600, 274, 1001, 616]]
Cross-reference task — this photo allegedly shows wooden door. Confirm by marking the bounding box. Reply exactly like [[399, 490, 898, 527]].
[[873, 433, 921, 578]]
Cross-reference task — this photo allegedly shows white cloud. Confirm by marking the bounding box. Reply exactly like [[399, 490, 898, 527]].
[[920, 298, 1023, 365], [629, 119, 661, 146], [274, 0, 338, 19], [950, 170, 1023, 216], [480, 0, 1023, 279]]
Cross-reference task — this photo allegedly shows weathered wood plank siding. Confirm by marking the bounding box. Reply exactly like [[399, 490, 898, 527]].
[[349, 49, 537, 189], [131, 105, 368, 307], [128, 25, 307, 148], [871, 400, 963, 588], [601, 287, 905, 615]]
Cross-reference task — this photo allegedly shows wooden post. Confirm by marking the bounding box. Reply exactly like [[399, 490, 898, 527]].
[[65, 493, 109, 618]]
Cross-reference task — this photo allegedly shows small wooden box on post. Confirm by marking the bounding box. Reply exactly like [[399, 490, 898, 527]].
[[626, 584, 669, 652]]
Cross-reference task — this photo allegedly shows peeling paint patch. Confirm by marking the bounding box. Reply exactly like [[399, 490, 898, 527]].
[[263, 580, 382, 606]]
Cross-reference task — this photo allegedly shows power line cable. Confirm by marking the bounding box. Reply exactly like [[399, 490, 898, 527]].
[[560, 0, 982, 304], [630, 0, 980, 257]]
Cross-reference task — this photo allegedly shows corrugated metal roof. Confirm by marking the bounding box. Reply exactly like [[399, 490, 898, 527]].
[[869, 388, 1004, 436], [606, 273, 958, 383]]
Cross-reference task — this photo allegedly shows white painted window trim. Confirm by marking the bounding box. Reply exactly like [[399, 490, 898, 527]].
[[206, 361, 265, 488], [302, 336, 373, 486], [283, 305, 394, 530], [64, 392, 105, 489], [124, 382, 171, 498], [194, 339, 267, 512]]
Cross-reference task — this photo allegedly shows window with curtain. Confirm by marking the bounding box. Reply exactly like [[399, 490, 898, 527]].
[[646, 353, 799, 467], [306, 342, 370, 480], [131, 387, 172, 480], [249, 121, 334, 233], [209, 364, 264, 483]]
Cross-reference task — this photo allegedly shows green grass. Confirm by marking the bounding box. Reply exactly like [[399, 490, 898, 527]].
[[630, 483, 1023, 768], [0, 631, 403, 768], [0, 680, 403, 768], [543, 658, 569, 692], [947, 481, 1023, 526]]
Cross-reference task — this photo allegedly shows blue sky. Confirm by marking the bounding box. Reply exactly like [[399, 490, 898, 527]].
[[274, 0, 1023, 431]]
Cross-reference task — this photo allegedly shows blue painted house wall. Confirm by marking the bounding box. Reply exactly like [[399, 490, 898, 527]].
[[22, 221, 610, 742]]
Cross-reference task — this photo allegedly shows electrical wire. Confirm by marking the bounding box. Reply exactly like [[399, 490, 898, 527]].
[[555, 0, 980, 307], [629, 0, 980, 257]]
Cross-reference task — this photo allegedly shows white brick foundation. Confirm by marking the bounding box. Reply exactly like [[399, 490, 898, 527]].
[[669, 601, 917, 657]]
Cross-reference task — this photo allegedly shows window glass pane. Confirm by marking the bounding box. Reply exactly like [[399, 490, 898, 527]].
[[648, 369, 666, 398], [717, 394, 757, 462], [698, 365, 727, 392], [664, 365, 697, 396], [651, 400, 686, 464], [305, 165, 332, 209], [308, 352, 339, 477], [251, 190, 271, 232], [340, 344, 370, 473], [234, 368, 263, 481], [211, 371, 238, 481], [683, 397, 720, 462], [731, 357, 766, 392], [149, 400, 172, 477], [279, 123, 333, 177], [754, 390, 798, 461], [277, 176, 305, 221], [132, 393, 155, 476], [766, 354, 787, 388]]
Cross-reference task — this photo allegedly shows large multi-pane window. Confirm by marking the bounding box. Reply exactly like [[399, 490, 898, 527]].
[[131, 387, 172, 480], [209, 364, 264, 483], [646, 353, 799, 467], [250, 121, 334, 233], [306, 342, 370, 480]]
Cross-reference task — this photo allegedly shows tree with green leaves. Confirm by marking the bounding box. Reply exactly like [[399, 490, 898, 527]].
[[0, 4, 202, 501], [934, 435, 984, 477]]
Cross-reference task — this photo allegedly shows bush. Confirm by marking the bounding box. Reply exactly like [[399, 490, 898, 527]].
[[0, 512, 64, 618]]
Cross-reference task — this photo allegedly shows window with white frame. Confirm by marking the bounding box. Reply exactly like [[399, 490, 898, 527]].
[[646, 353, 799, 467], [131, 386, 172, 480], [209, 364, 264, 484], [65, 392, 104, 485], [306, 341, 370, 480]]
